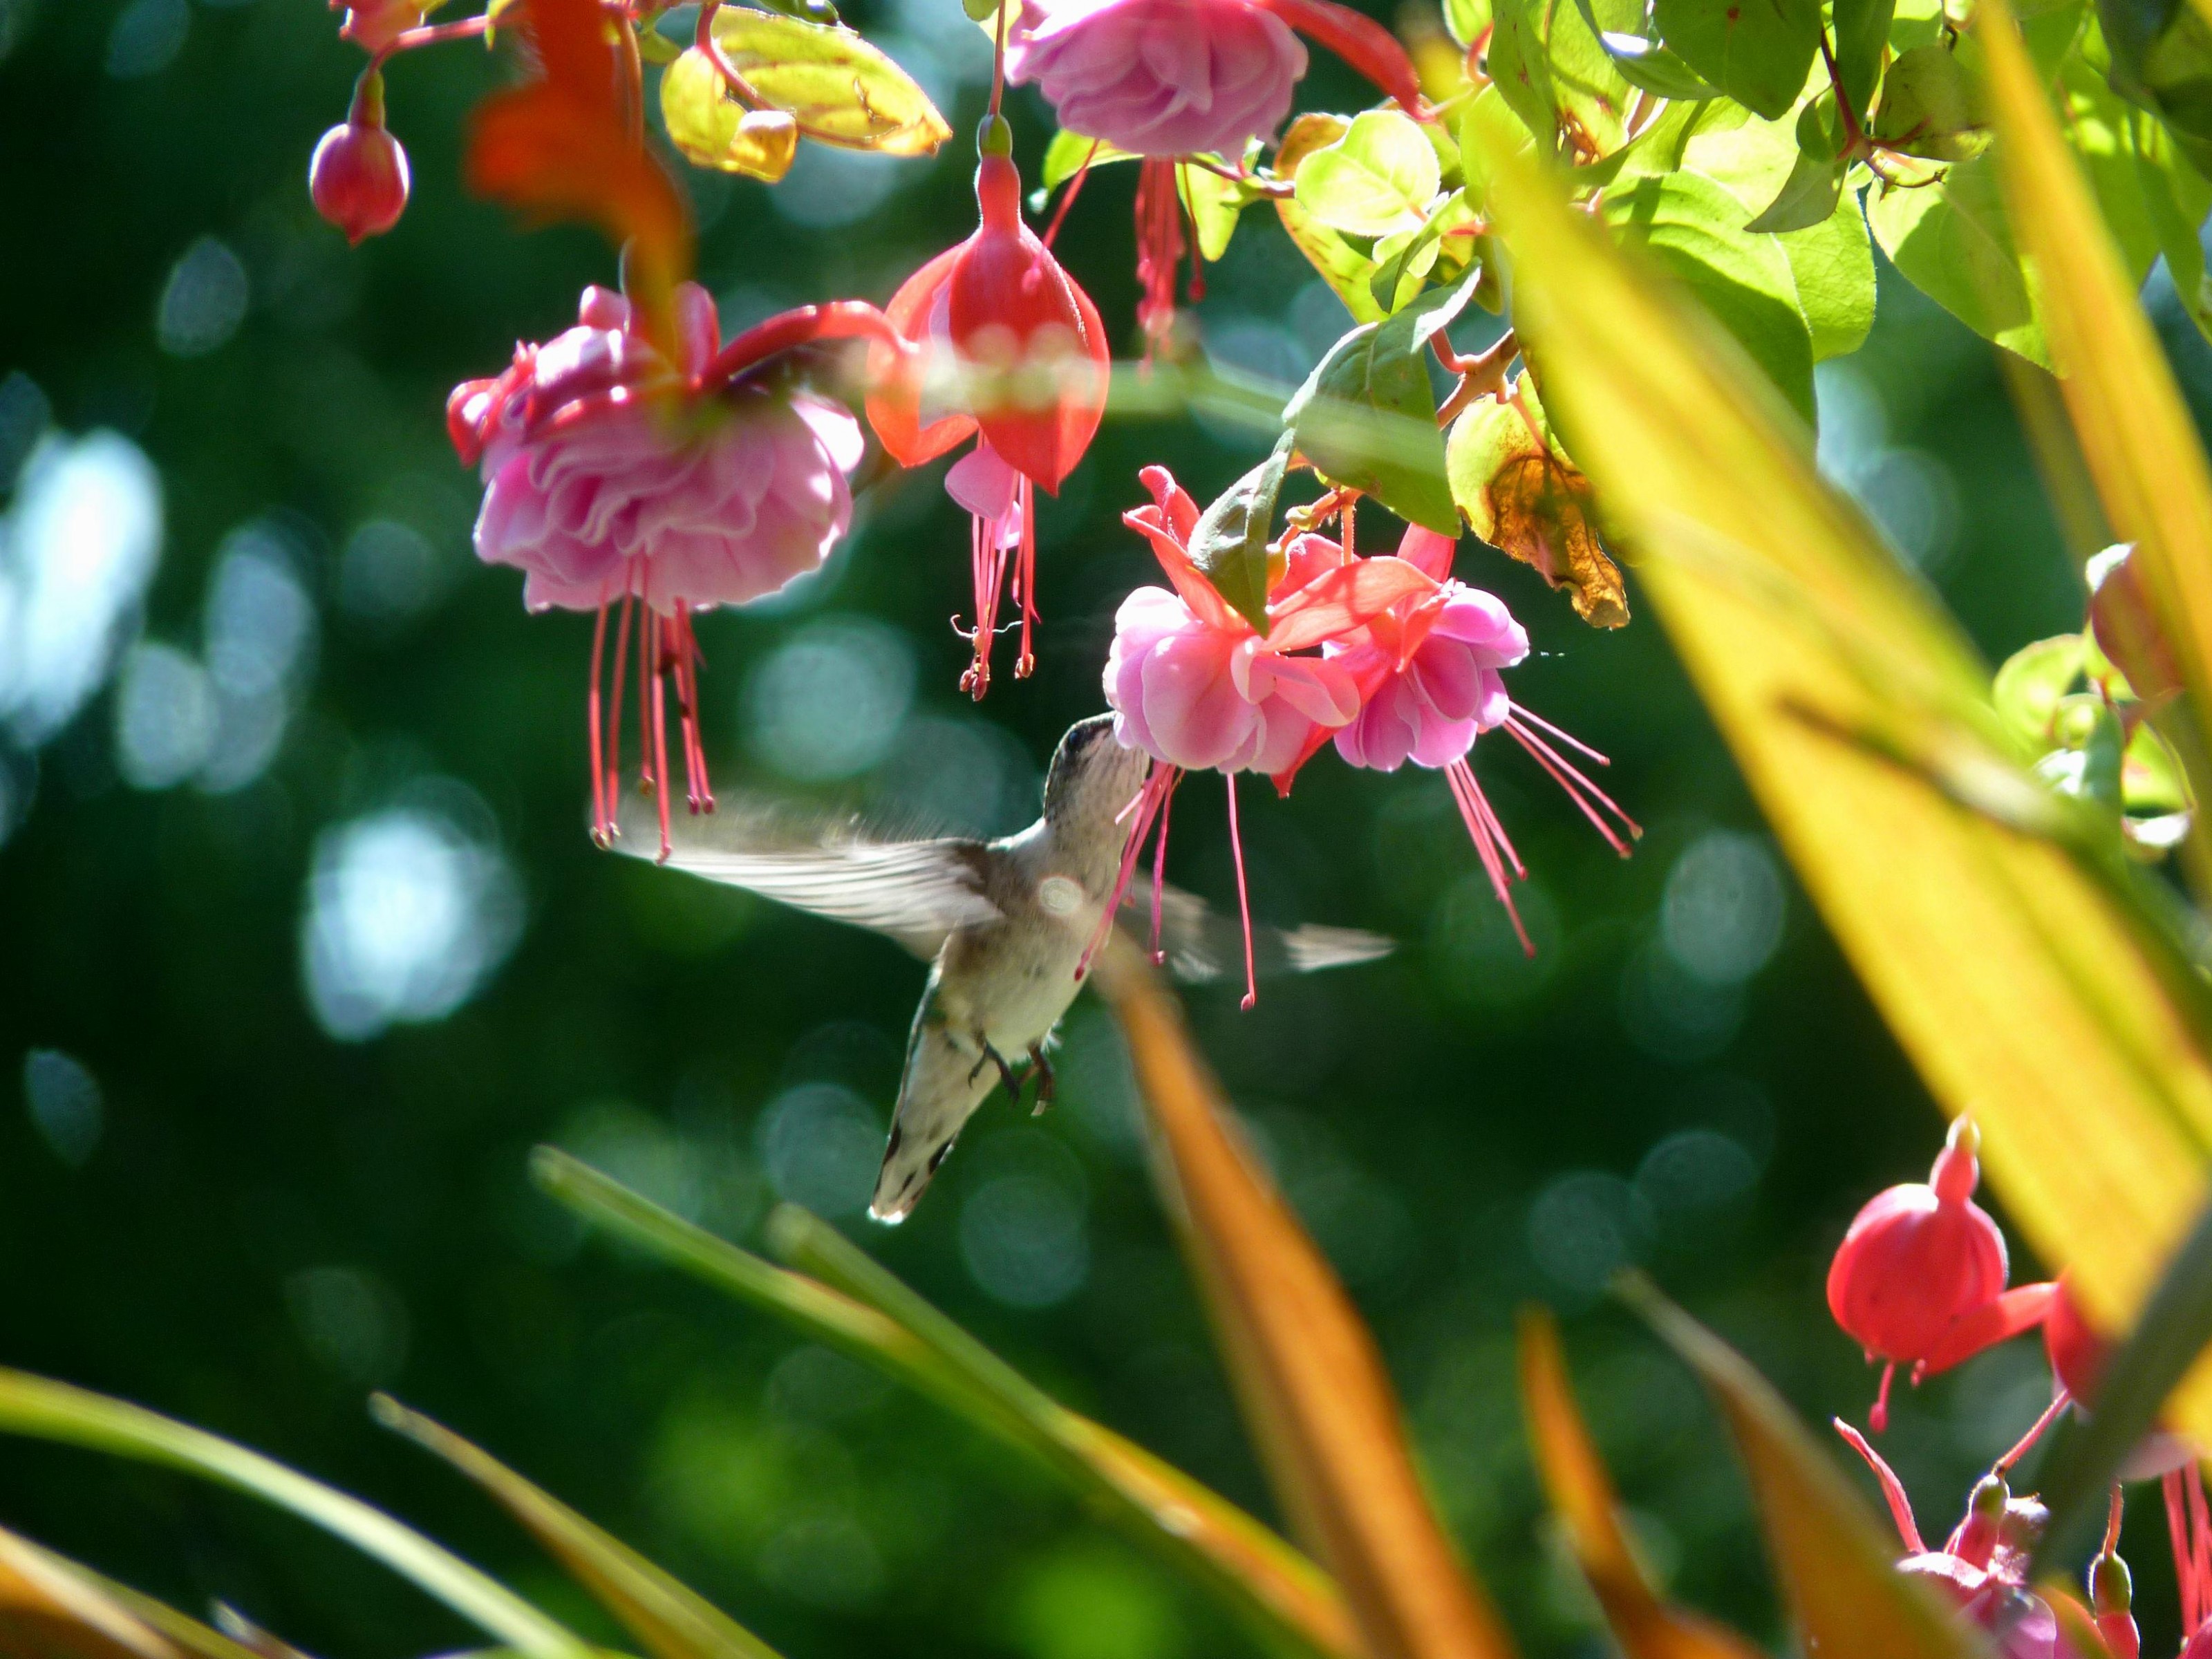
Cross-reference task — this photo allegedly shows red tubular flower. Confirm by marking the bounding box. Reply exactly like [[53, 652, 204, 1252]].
[[865, 127, 1111, 697], [1827, 1118, 2036, 1430]]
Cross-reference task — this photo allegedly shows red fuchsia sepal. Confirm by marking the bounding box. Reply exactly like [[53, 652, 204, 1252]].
[[449, 283, 868, 856], [1250, 0, 1426, 115], [865, 135, 1110, 697], [1828, 1116, 2027, 1430]]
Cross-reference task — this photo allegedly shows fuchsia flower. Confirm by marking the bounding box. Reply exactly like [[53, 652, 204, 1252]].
[[451, 281, 899, 855], [1098, 467, 1437, 1004], [1826, 1118, 2054, 1430], [1009, 0, 1426, 350], [1838, 1412, 2106, 1659], [1324, 523, 1637, 955], [865, 133, 1111, 698]]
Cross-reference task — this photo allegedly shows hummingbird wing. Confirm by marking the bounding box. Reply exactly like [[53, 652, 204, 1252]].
[[612, 795, 998, 959], [1132, 882, 1395, 984]]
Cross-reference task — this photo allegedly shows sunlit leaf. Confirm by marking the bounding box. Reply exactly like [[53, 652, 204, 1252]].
[[1600, 170, 1815, 420], [1625, 1282, 1987, 1659], [1041, 128, 1134, 188], [1475, 93, 2212, 1479], [529, 1150, 1358, 1659], [372, 1398, 782, 1659], [1869, 43, 1981, 158], [1835, 0, 1898, 117], [1089, 949, 1519, 1659], [0, 1371, 592, 1659], [1488, 0, 1564, 149], [1517, 1310, 1766, 1659], [1189, 435, 1295, 632], [1180, 162, 1253, 262], [1866, 153, 2050, 365], [700, 7, 951, 155], [659, 49, 798, 180], [1276, 113, 1387, 324], [1295, 109, 1441, 236], [1651, 0, 1822, 116], [1284, 276, 1470, 532], [1745, 100, 1847, 231]]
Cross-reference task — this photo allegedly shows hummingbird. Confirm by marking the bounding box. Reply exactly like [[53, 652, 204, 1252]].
[[617, 714, 1391, 1222]]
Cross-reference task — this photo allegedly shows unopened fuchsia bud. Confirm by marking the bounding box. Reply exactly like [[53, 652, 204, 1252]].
[[2092, 1547, 2140, 1659], [2088, 543, 2181, 706], [1947, 1474, 2009, 1572], [310, 71, 410, 245], [1828, 1118, 2009, 1429]]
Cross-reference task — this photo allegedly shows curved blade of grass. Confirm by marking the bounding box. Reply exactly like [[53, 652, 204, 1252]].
[[0, 1522, 190, 1659], [1622, 1280, 1985, 1659], [529, 1148, 1356, 1659], [1517, 1309, 1766, 1659], [2038, 1191, 2212, 1566], [371, 1397, 781, 1659], [1980, 0, 2212, 871], [10, 1538, 278, 1659], [0, 1370, 592, 1659], [1091, 943, 1519, 1659], [1474, 110, 2212, 1454]]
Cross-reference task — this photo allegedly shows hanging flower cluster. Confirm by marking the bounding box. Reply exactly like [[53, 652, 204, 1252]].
[[1824, 1121, 2212, 1659]]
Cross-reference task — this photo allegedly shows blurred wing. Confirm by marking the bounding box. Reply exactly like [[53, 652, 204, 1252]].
[[1127, 883, 1394, 984], [614, 794, 1000, 958]]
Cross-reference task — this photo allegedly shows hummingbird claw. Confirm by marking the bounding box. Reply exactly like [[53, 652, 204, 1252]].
[[970, 1040, 1024, 1102], [1027, 1043, 1055, 1114]]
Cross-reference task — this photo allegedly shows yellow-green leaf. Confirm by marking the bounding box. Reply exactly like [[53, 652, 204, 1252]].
[[1626, 1283, 1987, 1659], [1091, 946, 1519, 1659], [659, 49, 798, 180], [531, 1150, 1358, 1659], [0, 1370, 593, 1659], [373, 1398, 782, 1659], [1275, 114, 1386, 325], [701, 8, 950, 155], [1518, 1310, 1766, 1659], [1474, 101, 2212, 1466]]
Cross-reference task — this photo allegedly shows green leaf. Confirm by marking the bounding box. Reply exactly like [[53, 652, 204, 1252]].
[[1488, 0, 1564, 147], [374, 1399, 782, 1659], [1781, 189, 1877, 357], [1446, 0, 1494, 46], [1602, 170, 1817, 420], [1523, 0, 1642, 153], [531, 1150, 1358, 1659], [1625, 1282, 1987, 1659], [1284, 278, 1471, 532], [2132, 111, 2212, 344], [700, 8, 952, 154], [1190, 436, 1296, 632], [1459, 83, 1542, 203], [1295, 109, 1441, 235], [1651, 0, 1824, 116], [1180, 163, 1251, 261], [1994, 635, 2088, 744], [1276, 113, 1387, 323], [1746, 100, 1848, 230], [1836, 0, 1899, 117], [0, 1370, 592, 1659], [1040, 127, 1137, 188], [659, 49, 799, 180], [1866, 154, 2052, 365], [1870, 42, 1982, 158], [1595, 27, 1727, 96], [2097, 0, 2212, 176]]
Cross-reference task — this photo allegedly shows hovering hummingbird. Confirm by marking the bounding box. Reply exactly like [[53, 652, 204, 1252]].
[[617, 714, 1391, 1222]]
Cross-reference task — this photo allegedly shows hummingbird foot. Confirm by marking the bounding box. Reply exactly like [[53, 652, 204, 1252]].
[[1027, 1044, 1055, 1115], [968, 1040, 1024, 1103]]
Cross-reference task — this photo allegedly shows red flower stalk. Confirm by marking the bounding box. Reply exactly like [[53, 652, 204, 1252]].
[[865, 121, 1111, 698]]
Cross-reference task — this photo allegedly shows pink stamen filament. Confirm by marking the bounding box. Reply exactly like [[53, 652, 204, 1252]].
[[1016, 482, 1038, 678], [605, 588, 635, 827], [1225, 770, 1257, 1010], [1869, 1360, 1896, 1433], [2164, 1470, 2197, 1633], [1042, 142, 1100, 250], [2190, 1465, 2212, 1628], [588, 598, 612, 845], [1149, 765, 1180, 963], [1445, 757, 1533, 957], [1134, 159, 1186, 358], [1503, 708, 1641, 854], [1080, 761, 1181, 980], [648, 609, 673, 861], [957, 475, 1035, 697]]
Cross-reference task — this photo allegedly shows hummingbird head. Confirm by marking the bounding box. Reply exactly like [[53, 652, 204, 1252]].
[[1042, 713, 1151, 830]]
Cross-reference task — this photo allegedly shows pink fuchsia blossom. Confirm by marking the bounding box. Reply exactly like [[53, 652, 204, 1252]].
[[1005, 0, 1307, 160], [1323, 523, 1634, 955], [449, 281, 869, 852], [865, 141, 1109, 697], [1094, 466, 1436, 1005]]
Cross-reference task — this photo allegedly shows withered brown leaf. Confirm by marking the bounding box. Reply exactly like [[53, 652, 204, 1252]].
[[1484, 449, 1630, 628]]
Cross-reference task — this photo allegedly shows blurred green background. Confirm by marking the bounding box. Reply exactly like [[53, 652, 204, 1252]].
[[0, 0, 2185, 1653]]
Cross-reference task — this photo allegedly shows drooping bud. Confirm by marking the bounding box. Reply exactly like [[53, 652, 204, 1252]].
[[1948, 1474, 2009, 1571], [2091, 1549, 2139, 1659], [1827, 1118, 2009, 1425], [2088, 543, 2181, 706], [310, 73, 410, 244]]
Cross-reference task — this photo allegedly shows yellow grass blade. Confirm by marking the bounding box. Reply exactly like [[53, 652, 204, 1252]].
[[1473, 122, 2212, 1444], [1626, 1284, 1987, 1659], [372, 1398, 782, 1659], [0, 1524, 190, 1659], [1517, 1310, 1765, 1659], [1092, 944, 1519, 1659]]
